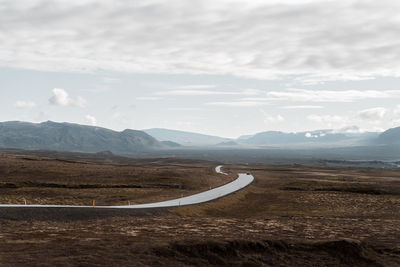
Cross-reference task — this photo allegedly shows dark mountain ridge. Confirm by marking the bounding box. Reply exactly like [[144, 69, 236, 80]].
[[0, 121, 164, 153]]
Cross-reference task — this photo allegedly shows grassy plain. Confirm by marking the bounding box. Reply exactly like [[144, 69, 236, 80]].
[[0, 151, 399, 266], [0, 152, 230, 206]]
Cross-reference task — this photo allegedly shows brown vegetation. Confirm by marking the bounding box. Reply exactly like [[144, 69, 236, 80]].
[[0, 152, 399, 266], [0, 153, 231, 205]]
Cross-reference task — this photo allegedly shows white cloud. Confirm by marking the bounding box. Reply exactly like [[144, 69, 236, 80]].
[[49, 88, 87, 107], [281, 105, 324, 109], [264, 89, 400, 102], [392, 118, 400, 125], [331, 125, 364, 134], [259, 109, 284, 123], [85, 115, 97, 126], [264, 114, 284, 123], [3, 0, 400, 81], [136, 96, 162, 101], [305, 132, 317, 138], [102, 77, 120, 83], [307, 114, 348, 127], [358, 107, 387, 121], [167, 107, 202, 111], [394, 105, 400, 115], [178, 84, 217, 89], [156, 89, 261, 96], [14, 100, 36, 108], [156, 90, 224, 96], [206, 101, 267, 107]]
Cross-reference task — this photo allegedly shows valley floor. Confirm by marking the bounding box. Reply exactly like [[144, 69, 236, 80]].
[[0, 152, 399, 266]]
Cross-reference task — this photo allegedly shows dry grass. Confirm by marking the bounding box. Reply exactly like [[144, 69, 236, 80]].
[[1, 152, 400, 266], [0, 153, 231, 205]]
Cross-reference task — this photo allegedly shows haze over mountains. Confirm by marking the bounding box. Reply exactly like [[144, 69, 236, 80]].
[[144, 127, 384, 147], [239, 130, 380, 147], [0, 121, 399, 155], [143, 128, 231, 146]]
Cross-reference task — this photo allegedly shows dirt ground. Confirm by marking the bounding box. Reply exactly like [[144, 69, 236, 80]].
[[0, 152, 399, 266]]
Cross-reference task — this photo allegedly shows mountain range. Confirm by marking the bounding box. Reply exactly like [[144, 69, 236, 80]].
[[0, 121, 165, 153], [146, 127, 387, 147], [0, 121, 399, 153], [238, 130, 380, 146]]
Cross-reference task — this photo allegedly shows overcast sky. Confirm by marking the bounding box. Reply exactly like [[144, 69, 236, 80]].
[[1, 0, 400, 138]]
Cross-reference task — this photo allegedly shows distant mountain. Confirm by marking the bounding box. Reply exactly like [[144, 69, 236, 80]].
[[238, 130, 378, 146], [377, 126, 400, 144], [143, 128, 231, 146], [0, 121, 164, 153], [161, 140, 182, 147], [216, 140, 238, 146], [237, 134, 254, 141]]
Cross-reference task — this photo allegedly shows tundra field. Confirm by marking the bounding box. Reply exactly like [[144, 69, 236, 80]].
[[0, 151, 399, 266]]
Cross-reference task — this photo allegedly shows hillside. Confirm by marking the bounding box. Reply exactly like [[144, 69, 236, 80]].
[[143, 128, 231, 146], [0, 121, 164, 153], [377, 126, 400, 144]]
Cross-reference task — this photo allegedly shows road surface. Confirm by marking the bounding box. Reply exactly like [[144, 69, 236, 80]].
[[0, 165, 254, 209]]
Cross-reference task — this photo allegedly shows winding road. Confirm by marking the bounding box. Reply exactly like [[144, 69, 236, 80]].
[[0, 165, 254, 209]]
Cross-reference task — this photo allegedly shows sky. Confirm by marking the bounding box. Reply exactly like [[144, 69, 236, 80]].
[[1, 0, 400, 138]]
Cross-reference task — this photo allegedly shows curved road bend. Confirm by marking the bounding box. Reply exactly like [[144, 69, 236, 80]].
[[0, 165, 254, 209]]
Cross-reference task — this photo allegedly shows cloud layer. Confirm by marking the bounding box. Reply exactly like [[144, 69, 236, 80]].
[[1, 0, 400, 81]]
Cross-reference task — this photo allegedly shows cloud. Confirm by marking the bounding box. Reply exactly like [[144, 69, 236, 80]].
[[102, 77, 120, 83], [155, 89, 261, 96], [206, 101, 268, 107], [14, 100, 36, 108], [331, 125, 365, 134], [307, 114, 348, 125], [85, 115, 97, 126], [136, 96, 162, 101], [178, 84, 217, 89], [307, 114, 350, 129], [358, 107, 387, 121], [258, 109, 284, 123], [49, 88, 87, 107], [394, 105, 400, 115], [281, 105, 324, 109], [3, 0, 400, 81], [167, 107, 202, 111], [264, 114, 284, 123], [156, 90, 223, 96], [263, 89, 400, 102], [305, 132, 321, 138]]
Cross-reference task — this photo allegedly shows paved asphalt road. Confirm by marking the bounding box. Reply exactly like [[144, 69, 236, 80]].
[[0, 165, 254, 209]]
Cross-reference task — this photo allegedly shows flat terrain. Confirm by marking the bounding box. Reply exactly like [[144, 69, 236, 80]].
[[0, 151, 399, 266], [0, 152, 231, 206]]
